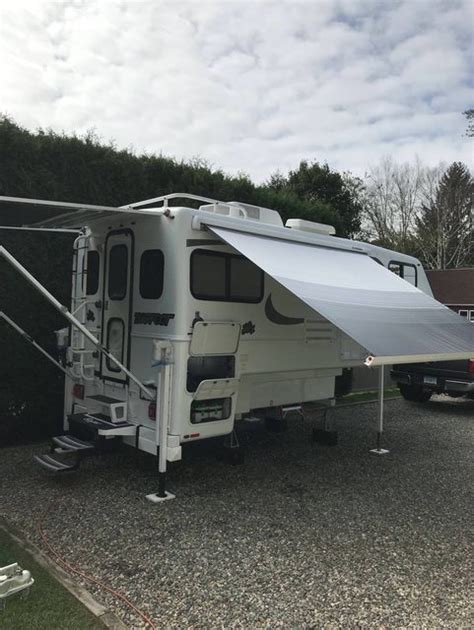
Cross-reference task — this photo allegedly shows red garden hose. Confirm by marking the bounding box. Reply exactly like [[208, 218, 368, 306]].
[[37, 506, 158, 630]]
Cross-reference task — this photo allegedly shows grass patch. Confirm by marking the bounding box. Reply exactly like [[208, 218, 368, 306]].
[[0, 527, 103, 629], [337, 387, 401, 405]]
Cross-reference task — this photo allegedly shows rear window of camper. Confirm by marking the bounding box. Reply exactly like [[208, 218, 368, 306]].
[[108, 244, 128, 300], [388, 261, 417, 286], [139, 249, 164, 299], [106, 318, 124, 371], [190, 250, 263, 303], [86, 251, 100, 295]]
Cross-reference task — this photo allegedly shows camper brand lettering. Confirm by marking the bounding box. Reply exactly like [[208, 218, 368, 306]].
[[134, 312, 175, 326]]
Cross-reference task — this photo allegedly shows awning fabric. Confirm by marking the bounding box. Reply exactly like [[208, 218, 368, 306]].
[[210, 226, 474, 366], [0, 195, 143, 228]]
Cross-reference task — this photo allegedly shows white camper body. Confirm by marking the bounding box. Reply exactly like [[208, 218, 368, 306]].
[[1, 192, 472, 486], [56, 196, 431, 456]]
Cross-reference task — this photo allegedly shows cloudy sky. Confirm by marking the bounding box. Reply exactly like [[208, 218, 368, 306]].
[[1, 0, 473, 181]]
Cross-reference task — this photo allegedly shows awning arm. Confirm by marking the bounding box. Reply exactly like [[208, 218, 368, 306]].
[[0, 225, 80, 234], [0, 311, 73, 378], [365, 351, 473, 367], [0, 245, 154, 398]]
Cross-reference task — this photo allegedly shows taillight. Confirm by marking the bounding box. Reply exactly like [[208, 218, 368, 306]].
[[468, 359, 474, 374], [72, 384, 84, 399], [148, 402, 156, 420]]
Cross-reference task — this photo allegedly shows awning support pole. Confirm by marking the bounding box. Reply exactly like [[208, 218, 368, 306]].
[[370, 365, 389, 456], [146, 344, 175, 503]]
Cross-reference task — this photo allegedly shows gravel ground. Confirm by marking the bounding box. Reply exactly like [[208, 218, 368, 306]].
[[0, 396, 473, 629]]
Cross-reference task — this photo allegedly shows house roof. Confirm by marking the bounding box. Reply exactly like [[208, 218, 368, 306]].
[[426, 268, 474, 305]]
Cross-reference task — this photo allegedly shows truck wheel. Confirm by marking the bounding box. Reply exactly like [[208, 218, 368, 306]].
[[399, 384, 432, 403]]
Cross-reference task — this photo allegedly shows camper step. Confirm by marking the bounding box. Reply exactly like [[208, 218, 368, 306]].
[[68, 412, 137, 437], [52, 435, 94, 452], [85, 394, 127, 423], [34, 454, 78, 473]]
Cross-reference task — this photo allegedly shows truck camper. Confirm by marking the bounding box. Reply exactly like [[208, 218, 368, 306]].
[[1, 193, 472, 501]]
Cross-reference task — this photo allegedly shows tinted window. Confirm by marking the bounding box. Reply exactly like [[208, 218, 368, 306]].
[[86, 251, 99, 295], [108, 244, 128, 300], [389, 261, 418, 287], [190, 250, 263, 303], [402, 264, 417, 286], [388, 262, 401, 276], [140, 250, 164, 299], [106, 318, 124, 371], [229, 257, 262, 301], [191, 251, 227, 299]]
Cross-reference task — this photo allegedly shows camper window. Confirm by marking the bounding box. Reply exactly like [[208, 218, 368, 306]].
[[190, 249, 263, 303], [106, 318, 124, 371], [388, 261, 418, 286], [229, 257, 262, 301], [191, 250, 227, 299], [139, 249, 164, 299], [86, 251, 99, 295], [108, 244, 128, 300], [402, 264, 417, 286]]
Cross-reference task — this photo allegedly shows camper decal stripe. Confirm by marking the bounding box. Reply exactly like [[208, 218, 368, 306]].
[[134, 312, 175, 326], [186, 239, 222, 247], [265, 294, 304, 326]]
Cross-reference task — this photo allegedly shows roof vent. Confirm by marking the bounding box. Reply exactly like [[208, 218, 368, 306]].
[[285, 218, 336, 236], [198, 201, 283, 226]]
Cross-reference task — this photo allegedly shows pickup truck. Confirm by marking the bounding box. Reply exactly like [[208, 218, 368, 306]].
[[391, 359, 474, 402]]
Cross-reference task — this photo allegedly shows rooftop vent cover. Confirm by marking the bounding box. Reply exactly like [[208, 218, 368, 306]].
[[285, 219, 336, 236]]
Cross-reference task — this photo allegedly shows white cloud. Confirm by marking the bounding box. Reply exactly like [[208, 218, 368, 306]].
[[0, 0, 472, 183]]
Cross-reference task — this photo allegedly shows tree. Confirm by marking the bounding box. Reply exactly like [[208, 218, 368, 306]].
[[266, 160, 362, 237], [362, 156, 426, 252], [463, 109, 474, 137], [416, 162, 473, 269]]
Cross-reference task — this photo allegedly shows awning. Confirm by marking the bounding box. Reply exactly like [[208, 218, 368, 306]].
[[0, 195, 151, 229], [210, 226, 474, 366], [0, 193, 215, 230]]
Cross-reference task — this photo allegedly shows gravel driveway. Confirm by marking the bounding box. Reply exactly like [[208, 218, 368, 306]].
[[0, 397, 473, 629]]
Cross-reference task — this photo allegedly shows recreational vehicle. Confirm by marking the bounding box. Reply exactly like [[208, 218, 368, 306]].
[[1, 193, 472, 501]]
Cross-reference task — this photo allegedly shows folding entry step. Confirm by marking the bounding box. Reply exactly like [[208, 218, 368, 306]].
[[52, 435, 94, 452], [68, 412, 137, 437], [34, 412, 138, 473], [35, 433, 95, 473], [34, 453, 79, 473]]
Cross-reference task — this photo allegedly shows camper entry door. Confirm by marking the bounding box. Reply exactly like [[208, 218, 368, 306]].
[[100, 229, 134, 383]]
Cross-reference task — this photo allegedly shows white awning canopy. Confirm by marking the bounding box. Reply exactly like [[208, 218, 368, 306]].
[[210, 226, 474, 367], [0, 195, 149, 229]]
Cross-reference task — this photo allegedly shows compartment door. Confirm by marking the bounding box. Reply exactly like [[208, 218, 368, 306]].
[[101, 230, 134, 382], [190, 321, 241, 356]]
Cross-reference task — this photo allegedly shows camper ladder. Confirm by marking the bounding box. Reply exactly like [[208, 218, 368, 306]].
[[70, 231, 97, 381]]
